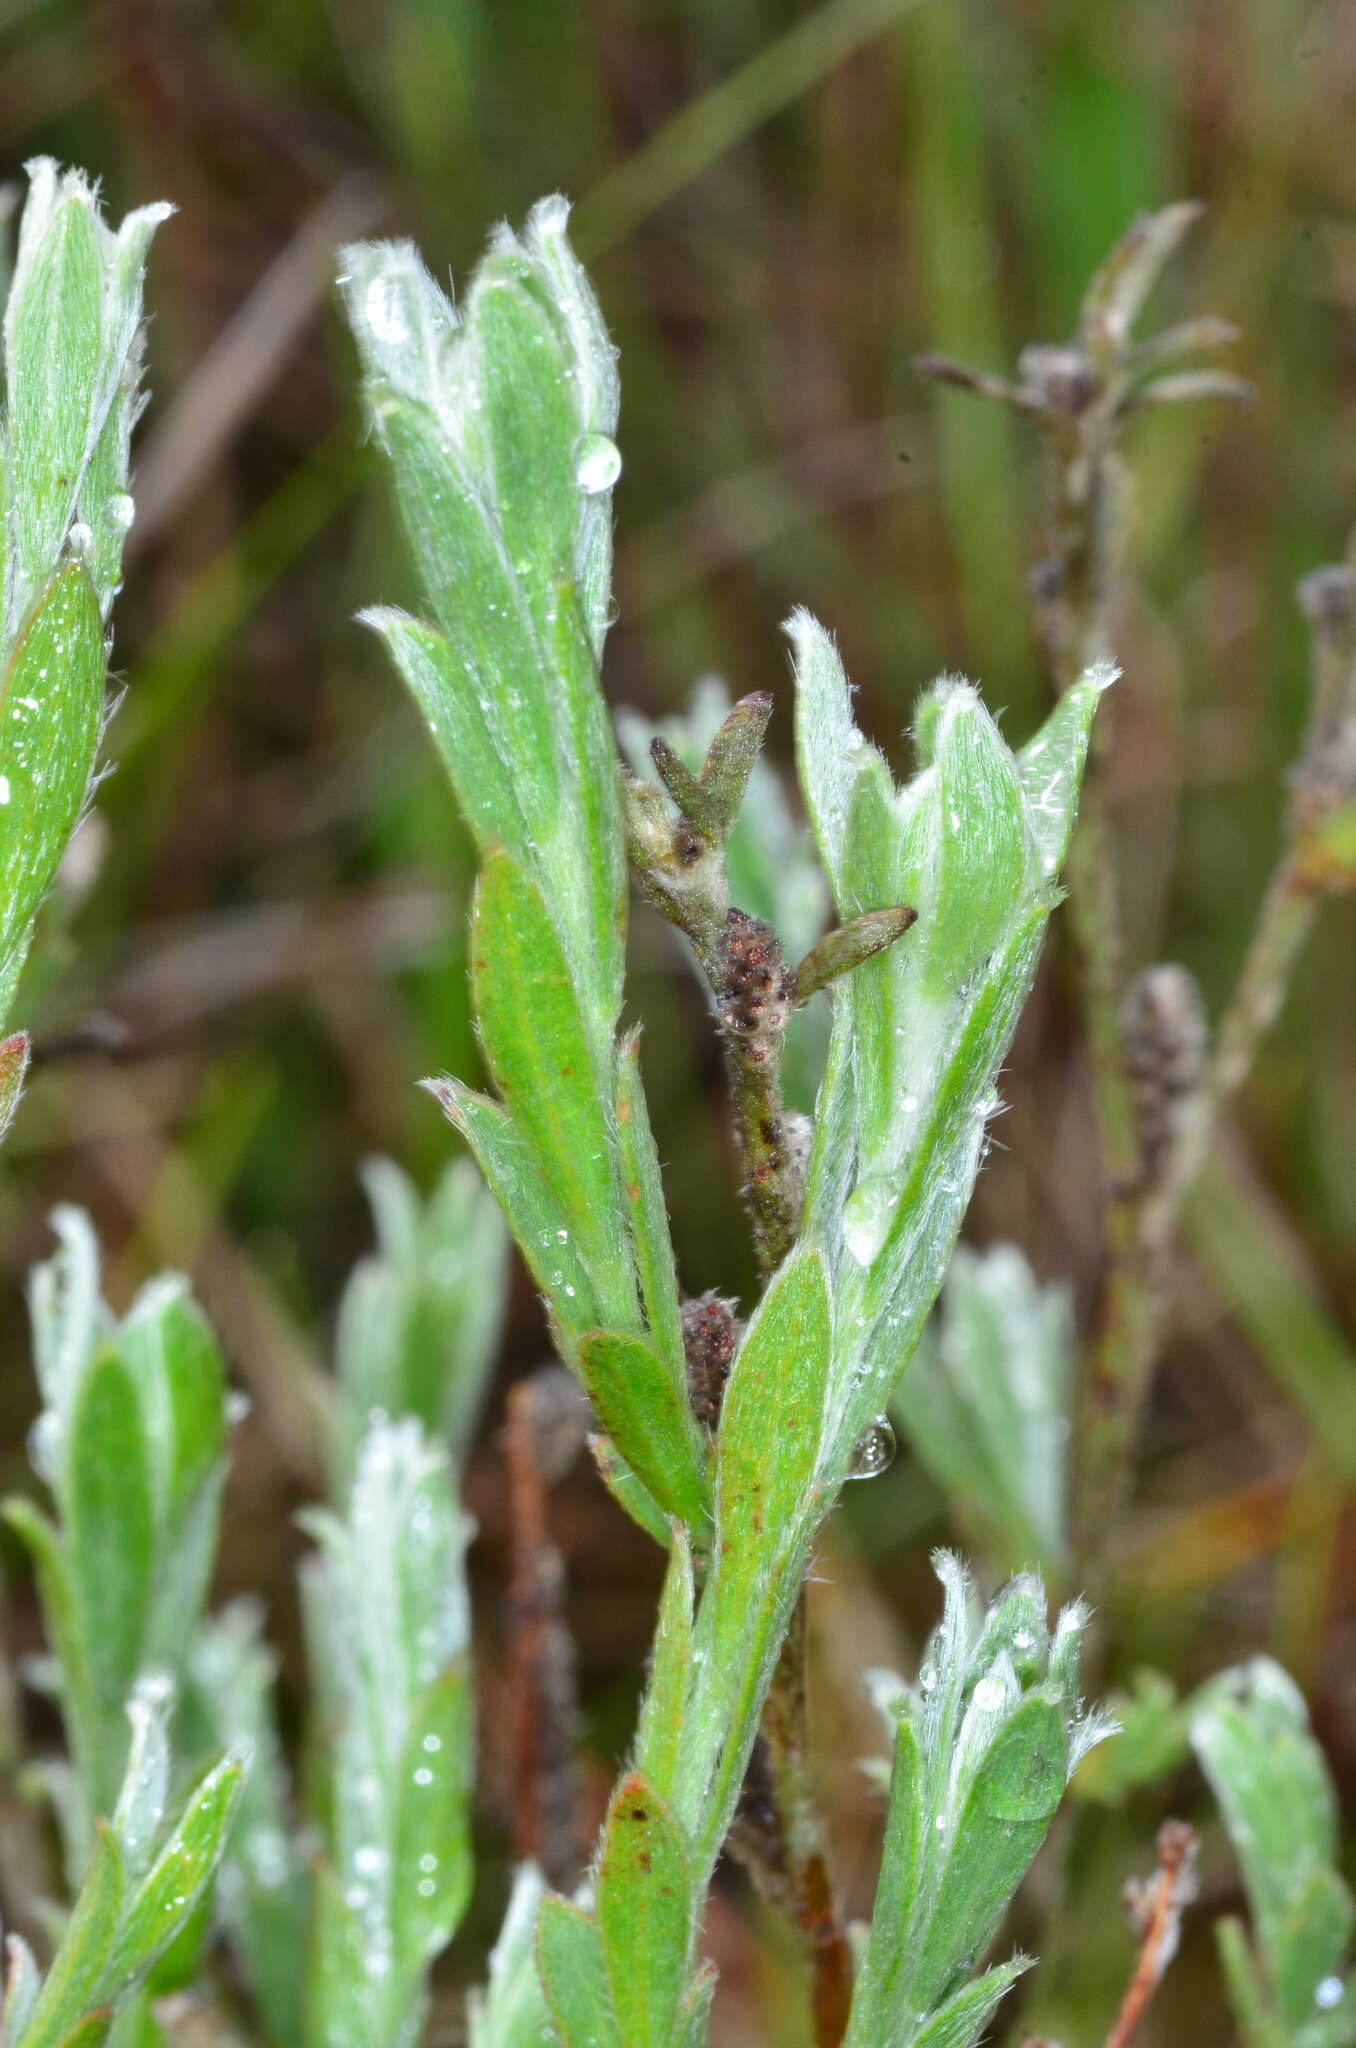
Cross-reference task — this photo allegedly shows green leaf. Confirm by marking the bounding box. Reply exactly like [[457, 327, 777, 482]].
[[392, 1669, 473, 1980], [792, 907, 916, 1004], [913, 1691, 1067, 2012], [111, 1677, 173, 1882], [909, 680, 1036, 1000], [4, 195, 101, 596], [468, 1863, 551, 2048], [63, 1350, 154, 1805], [426, 1080, 601, 1339], [844, 1710, 924, 2045], [363, 608, 527, 866], [48, 2014, 113, 2048], [1192, 1660, 1342, 1959], [590, 1435, 673, 1550], [596, 1774, 695, 2048], [343, 208, 626, 1045], [910, 1958, 1032, 2048], [471, 848, 632, 1328], [2, 1498, 98, 1792], [786, 607, 881, 896], [185, 1602, 308, 2048], [535, 1898, 621, 2048], [634, 1531, 695, 1794], [616, 1030, 685, 1378], [105, 1754, 247, 2000], [19, 1823, 124, 2048], [1270, 1867, 1354, 2033], [1017, 663, 1115, 875], [679, 1250, 834, 1855], [0, 566, 104, 1010], [578, 1329, 709, 1533]]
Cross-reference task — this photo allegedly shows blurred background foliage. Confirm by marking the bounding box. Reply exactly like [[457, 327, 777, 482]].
[[1, 0, 1354, 2040]]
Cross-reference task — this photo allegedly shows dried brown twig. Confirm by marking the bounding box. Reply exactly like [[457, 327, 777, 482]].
[[1104, 1820, 1199, 2048]]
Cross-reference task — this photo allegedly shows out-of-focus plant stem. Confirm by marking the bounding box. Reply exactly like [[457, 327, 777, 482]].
[[921, 206, 1278, 1596], [1075, 607, 1347, 1587]]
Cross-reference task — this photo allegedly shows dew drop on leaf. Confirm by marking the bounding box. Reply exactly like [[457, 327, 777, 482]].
[[574, 432, 622, 495], [847, 1415, 895, 1481]]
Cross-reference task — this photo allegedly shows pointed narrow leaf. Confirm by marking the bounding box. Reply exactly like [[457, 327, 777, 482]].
[[597, 1774, 695, 2048], [649, 734, 719, 839], [0, 566, 105, 996], [63, 1350, 153, 1786], [19, 1823, 124, 2048], [616, 1031, 685, 1379], [698, 691, 773, 836], [590, 1435, 672, 1549], [535, 1898, 621, 2048], [578, 1329, 709, 1531], [792, 907, 917, 1005], [424, 1080, 600, 1336], [845, 1710, 924, 2045], [714, 1248, 832, 1572], [634, 1532, 695, 1794], [5, 197, 101, 589], [787, 608, 880, 894], [104, 1755, 247, 1998], [914, 1692, 1067, 2011], [362, 607, 526, 861], [911, 1958, 1032, 2048], [468, 1862, 551, 2048], [1, 1499, 96, 1767], [1017, 663, 1115, 875], [471, 848, 631, 1324]]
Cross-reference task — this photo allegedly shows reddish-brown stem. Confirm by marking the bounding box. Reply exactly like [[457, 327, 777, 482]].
[[503, 1375, 581, 1890], [1103, 1819, 1198, 2048]]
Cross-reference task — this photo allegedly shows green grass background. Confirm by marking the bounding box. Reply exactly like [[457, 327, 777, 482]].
[[1, 1, 1355, 2038]]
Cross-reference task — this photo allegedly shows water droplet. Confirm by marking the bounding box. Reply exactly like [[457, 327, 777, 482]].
[[0, 776, 11, 806], [972, 1676, 1004, 1712], [847, 1416, 895, 1481], [919, 1662, 938, 1694], [110, 493, 135, 533], [413, 1766, 434, 1787], [1315, 1977, 1344, 2011], [574, 432, 621, 495], [68, 520, 94, 558], [933, 1812, 949, 1831]]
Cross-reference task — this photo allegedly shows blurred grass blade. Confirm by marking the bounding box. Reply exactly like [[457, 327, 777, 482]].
[[335, 1154, 508, 1480], [299, 1418, 472, 2048]]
